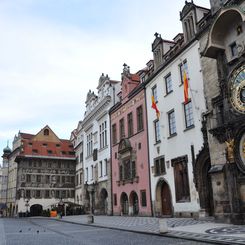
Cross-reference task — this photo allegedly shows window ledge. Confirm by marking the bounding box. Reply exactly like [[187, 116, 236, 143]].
[[167, 133, 177, 139], [154, 140, 161, 146], [164, 90, 173, 97], [183, 125, 195, 132], [99, 145, 108, 152], [176, 198, 191, 203], [154, 172, 166, 177]]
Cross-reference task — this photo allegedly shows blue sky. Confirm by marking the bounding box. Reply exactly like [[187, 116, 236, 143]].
[[0, 0, 210, 156]]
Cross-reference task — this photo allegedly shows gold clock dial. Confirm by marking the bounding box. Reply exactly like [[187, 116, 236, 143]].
[[230, 64, 245, 114]]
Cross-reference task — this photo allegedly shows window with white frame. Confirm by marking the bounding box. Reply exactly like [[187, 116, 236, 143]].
[[99, 161, 103, 177], [99, 121, 107, 149], [86, 132, 93, 157], [86, 167, 88, 182], [165, 73, 173, 94], [184, 101, 194, 128], [168, 110, 177, 136], [154, 119, 160, 143], [104, 159, 108, 176], [91, 165, 94, 180]]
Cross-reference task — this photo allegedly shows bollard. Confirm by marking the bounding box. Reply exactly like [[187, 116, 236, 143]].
[[87, 214, 94, 224], [159, 219, 168, 234]]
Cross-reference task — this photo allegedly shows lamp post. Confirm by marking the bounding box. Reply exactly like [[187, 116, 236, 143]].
[[86, 182, 95, 223], [24, 198, 30, 217]]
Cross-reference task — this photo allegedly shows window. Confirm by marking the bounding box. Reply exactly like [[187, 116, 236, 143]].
[[55, 190, 60, 199], [75, 174, 78, 185], [154, 120, 160, 142], [172, 155, 190, 202], [80, 173, 82, 184], [36, 190, 41, 198], [112, 124, 117, 145], [136, 106, 144, 131], [179, 60, 189, 85], [152, 85, 158, 102], [62, 176, 65, 183], [56, 176, 60, 183], [168, 110, 177, 136], [230, 42, 238, 57], [36, 175, 41, 183], [114, 194, 117, 206], [119, 118, 125, 139], [184, 101, 194, 128], [165, 73, 173, 94], [99, 161, 103, 177], [127, 112, 133, 137], [104, 159, 108, 176], [32, 149, 38, 154], [91, 165, 94, 180], [141, 190, 147, 207], [26, 174, 31, 183], [80, 152, 83, 163], [26, 190, 31, 198], [44, 129, 49, 136], [86, 167, 88, 182], [62, 190, 66, 198], [119, 159, 136, 181], [154, 156, 165, 176], [45, 175, 50, 184], [86, 132, 93, 157], [99, 121, 107, 149], [45, 190, 49, 198]]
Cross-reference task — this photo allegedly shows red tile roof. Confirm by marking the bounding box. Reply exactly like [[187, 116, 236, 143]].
[[19, 133, 75, 159]]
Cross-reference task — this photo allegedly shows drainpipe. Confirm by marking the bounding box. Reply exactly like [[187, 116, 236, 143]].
[[144, 87, 154, 217]]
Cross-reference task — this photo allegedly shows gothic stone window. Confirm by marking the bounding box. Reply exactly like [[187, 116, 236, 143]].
[[112, 123, 117, 145], [136, 105, 144, 131], [118, 139, 136, 182], [119, 118, 125, 139], [154, 156, 165, 176], [171, 155, 190, 202], [119, 159, 136, 181], [127, 112, 133, 137]]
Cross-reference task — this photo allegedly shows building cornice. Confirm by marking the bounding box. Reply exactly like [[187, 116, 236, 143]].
[[82, 96, 111, 128]]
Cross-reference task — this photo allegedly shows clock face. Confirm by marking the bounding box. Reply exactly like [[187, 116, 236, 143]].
[[230, 64, 245, 114]]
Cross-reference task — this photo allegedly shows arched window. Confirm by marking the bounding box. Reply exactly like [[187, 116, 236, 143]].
[[44, 129, 49, 136]]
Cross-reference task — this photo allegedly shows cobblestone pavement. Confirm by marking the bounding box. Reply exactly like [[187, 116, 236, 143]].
[[0, 218, 213, 245], [58, 215, 245, 245]]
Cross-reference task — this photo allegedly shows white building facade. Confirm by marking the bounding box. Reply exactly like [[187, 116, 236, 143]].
[[72, 74, 120, 215], [145, 2, 209, 218]]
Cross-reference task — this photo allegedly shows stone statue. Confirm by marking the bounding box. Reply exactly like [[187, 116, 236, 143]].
[[225, 139, 235, 163]]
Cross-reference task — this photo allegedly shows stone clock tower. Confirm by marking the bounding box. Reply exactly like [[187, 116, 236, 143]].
[[196, 0, 245, 224]]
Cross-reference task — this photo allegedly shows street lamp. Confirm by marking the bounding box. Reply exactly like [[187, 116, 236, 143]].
[[24, 198, 30, 217]]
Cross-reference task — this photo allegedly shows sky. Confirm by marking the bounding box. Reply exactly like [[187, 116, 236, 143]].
[[0, 0, 210, 154]]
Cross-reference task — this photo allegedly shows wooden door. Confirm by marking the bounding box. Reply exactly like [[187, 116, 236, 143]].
[[161, 183, 172, 216]]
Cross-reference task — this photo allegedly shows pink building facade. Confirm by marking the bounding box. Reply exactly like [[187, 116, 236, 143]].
[[110, 65, 152, 216]]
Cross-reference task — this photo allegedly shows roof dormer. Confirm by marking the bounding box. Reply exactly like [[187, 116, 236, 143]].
[[180, 1, 209, 42]]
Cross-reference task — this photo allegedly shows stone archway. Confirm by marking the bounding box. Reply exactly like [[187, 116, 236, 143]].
[[194, 147, 214, 216], [99, 188, 108, 215], [120, 192, 129, 215], [129, 191, 139, 216], [156, 179, 173, 216], [30, 204, 43, 216]]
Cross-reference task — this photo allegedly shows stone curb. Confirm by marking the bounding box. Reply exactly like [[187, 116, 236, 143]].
[[51, 218, 245, 245]]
